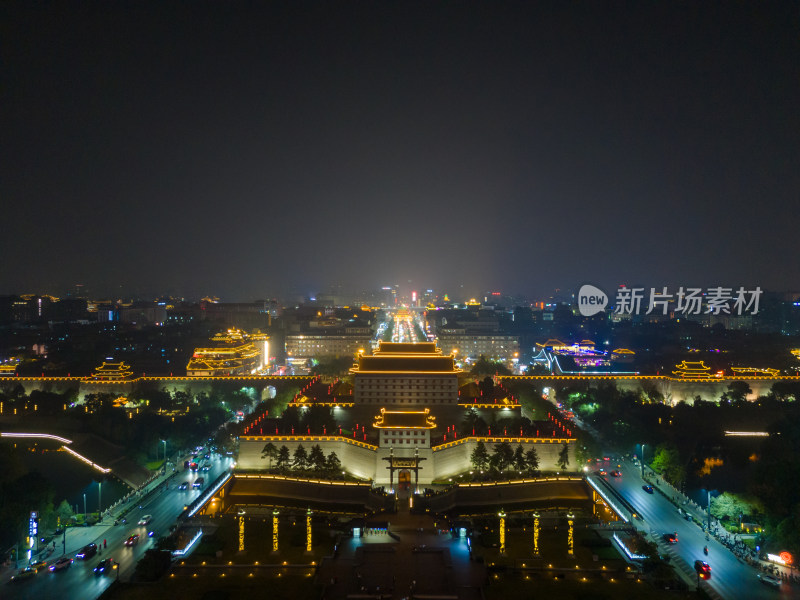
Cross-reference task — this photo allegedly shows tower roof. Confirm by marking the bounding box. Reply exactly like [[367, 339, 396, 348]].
[[352, 342, 459, 374]]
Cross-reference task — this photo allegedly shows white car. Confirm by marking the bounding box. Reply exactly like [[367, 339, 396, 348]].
[[757, 574, 781, 588], [138, 515, 152, 526]]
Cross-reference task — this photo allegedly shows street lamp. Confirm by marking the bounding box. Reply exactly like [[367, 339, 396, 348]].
[[640, 444, 646, 478], [98, 481, 102, 521], [83, 493, 87, 522], [162, 439, 167, 466]]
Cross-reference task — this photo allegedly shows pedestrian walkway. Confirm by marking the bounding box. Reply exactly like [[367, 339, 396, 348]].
[[317, 499, 484, 599]]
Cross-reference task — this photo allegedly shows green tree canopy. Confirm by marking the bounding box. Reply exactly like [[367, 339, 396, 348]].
[[470, 357, 512, 377], [649, 443, 685, 486], [470, 441, 489, 471], [557, 442, 570, 470]]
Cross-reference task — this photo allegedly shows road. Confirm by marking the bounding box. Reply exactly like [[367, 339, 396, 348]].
[[4, 452, 233, 600], [600, 458, 795, 599]]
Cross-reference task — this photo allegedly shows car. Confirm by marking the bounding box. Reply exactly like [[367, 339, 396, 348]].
[[201, 463, 210, 471], [642, 485, 654, 494], [93, 558, 115, 575], [10, 567, 37, 583], [663, 532, 678, 544], [125, 534, 140, 546], [757, 574, 781, 588], [49, 557, 73, 572], [694, 560, 711, 578], [193, 477, 204, 488], [177, 482, 189, 490], [598, 470, 608, 476], [138, 515, 152, 526], [28, 560, 48, 572], [609, 470, 621, 477], [76, 543, 98, 559]]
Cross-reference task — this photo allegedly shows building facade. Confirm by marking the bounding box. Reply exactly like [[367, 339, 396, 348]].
[[352, 342, 460, 406]]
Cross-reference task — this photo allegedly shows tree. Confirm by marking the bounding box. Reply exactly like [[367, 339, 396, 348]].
[[649, 443, 685, 486], [491, 441, 514, 472], [471, 357, 512, 377], [525, 447, 540, 475], [276, 446, 291, 471], [527, 363, 550, 376], [513, 444, 527, 472], [557, 443, 570, 470], [293, 444, 308, 470], [309, 444, 326, 471], [311, 356, 355, 377], [724, 381, 752, 404], [710, 492, 762, 522], [325, 452, 342, 476], [54, 499, 74, 526], [261, 442, 278, 469], [470, 441, 490, 471]]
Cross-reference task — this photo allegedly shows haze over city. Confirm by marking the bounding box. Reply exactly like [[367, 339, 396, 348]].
[[3, 2, 799, 299]]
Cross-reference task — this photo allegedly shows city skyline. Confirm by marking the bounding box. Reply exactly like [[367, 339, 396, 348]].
[[3, 3, 798, 300]]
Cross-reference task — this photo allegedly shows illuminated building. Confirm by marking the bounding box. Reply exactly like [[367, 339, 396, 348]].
[[672, 361, 715, 379], [435, 332, 520, 364], [351, 342, 460, 406], [286, 333, 372, 362], [92, 360, 134, 380], [238, 340, 576, 484], [0, 362, 18, 377], [186, 328, 269, 376], [374, 408, 436, 448], [730, 367, 780, 377]]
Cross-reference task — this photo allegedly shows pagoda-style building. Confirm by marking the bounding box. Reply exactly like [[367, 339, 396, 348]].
[[186, 328, 268, 376], [730, 367, 779, 378], [373, 407, 436, 449], [92, 360, 134, 380], [351, 341, 461, 407], [0, 362, 18, 377], [672, 361, 713, 379], [237, 341, 576, 485]]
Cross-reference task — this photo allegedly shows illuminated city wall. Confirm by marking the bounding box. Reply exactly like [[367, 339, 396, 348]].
[[238, 436, 378, 481], [239, 434, 576, 484], [432, 438, 576, 480], [0, 374, 786, 404]]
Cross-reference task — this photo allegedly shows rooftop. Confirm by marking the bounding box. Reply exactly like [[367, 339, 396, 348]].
[[373, 408, 436, 429]]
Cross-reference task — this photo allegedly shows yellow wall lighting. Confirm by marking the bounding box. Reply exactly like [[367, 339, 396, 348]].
[[272, 511, 279, 552], [306, 509, 313, 553], [499, 511, 506, 555], [239, 516, 245, 552]]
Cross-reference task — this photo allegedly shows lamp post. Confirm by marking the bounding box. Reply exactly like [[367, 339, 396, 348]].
[[162, 439, 167, 468], [640, 444, 646, 478], [98, 481, 102, 521], [707, 490, 712, 530], [83, 493, 87, 522]]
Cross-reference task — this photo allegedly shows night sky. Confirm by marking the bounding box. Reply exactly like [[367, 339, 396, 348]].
[[2, 2, 799, 301]]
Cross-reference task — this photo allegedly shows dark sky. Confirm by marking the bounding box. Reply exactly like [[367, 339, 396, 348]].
[[2, 2, 799, 301]]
